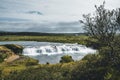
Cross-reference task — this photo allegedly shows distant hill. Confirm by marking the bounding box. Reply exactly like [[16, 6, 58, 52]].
[[0, 31, 87, 36]]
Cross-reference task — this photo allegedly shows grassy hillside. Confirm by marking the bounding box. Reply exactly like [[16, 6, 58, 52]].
[[0, 44, 23, 62]]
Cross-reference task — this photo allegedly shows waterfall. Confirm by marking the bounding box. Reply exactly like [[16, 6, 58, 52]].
[[0, 41, 97, 64], [23, 44, 96, 56]]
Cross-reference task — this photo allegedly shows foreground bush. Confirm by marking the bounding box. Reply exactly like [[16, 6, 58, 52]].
[[60, 55, 74, 63]]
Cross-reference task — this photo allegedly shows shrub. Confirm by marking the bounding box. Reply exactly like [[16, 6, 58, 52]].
[[0, 53, 7, 63], [60, 55, 74, 63]]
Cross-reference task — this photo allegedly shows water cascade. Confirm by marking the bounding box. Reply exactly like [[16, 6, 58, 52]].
[[0, 41, 96, 64], [22, 43, 96, 64], [23, 44, 96, 56]]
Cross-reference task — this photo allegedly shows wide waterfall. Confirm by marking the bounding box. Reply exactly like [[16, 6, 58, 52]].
[[0, 41, 96, 64], [23, 44, 96, 56], [22, 43, 96, 64]]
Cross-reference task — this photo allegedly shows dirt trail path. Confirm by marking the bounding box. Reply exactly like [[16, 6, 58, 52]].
[[5, 55, 20, 63]]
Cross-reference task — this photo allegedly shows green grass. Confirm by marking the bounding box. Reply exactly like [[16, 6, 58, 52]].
[[0, 35, 88, 45]]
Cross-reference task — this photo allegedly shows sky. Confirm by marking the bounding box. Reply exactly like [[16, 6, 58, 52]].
[[0, 0, 120, 33]]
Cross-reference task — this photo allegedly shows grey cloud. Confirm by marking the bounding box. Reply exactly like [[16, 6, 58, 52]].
[[0, 22, 29, 32], [58, 21, 79, 25], [0, 17, 29, 22], [0, 6, 5, 9], [26, 11, 43, 15], [25, 21, 84, 33], [0, 21, 84, 33]]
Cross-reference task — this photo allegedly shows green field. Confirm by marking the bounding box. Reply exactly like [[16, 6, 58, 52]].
[[0, 35, 89, 45]]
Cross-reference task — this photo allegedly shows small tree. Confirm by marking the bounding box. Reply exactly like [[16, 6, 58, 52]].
[[60, 55, 74, 63], [80, 2, 120, 54]]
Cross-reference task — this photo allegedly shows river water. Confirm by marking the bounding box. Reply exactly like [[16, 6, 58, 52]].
[[0, 41, 96, 64]]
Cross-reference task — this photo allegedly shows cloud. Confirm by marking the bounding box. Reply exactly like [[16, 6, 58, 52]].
[[0, 0, 120, 22], [26, 11, 43, 15], [0, 0, 120, 32], [0, 21, 83, 33], [0, 17, 28, 22]]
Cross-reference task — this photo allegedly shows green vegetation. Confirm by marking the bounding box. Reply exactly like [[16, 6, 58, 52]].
[[0, 45, 13, 63], [0, 35, 88, 45], [60, 55, 74, 63], [81, 1, 120, 50], [0, 53, 7, 63], [0, 2, 120, 80], [8, 56, 39, 66], [3, 44, 23, 55], [0, 38, 120, 80]]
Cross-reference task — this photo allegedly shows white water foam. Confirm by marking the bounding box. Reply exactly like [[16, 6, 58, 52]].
[[23, 44, 96, 56]]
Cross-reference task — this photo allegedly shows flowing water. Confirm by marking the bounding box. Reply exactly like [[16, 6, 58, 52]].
[[0, 41, 96, 64]]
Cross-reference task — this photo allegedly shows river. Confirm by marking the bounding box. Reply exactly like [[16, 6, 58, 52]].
[[0, 41, 96, 64]]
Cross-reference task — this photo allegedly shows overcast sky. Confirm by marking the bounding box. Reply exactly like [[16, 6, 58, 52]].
[[0, 0, 120, 33]]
